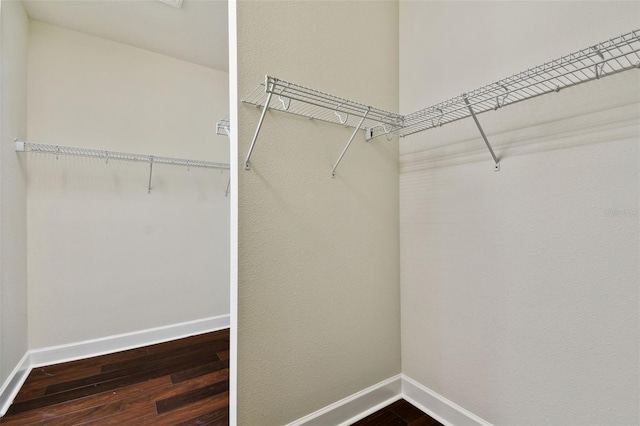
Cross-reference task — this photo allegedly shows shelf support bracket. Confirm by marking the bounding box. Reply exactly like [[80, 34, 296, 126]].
[[222, 125, 231, 197], [463, 95, 500, 171], [148, 156, 154, 194], [245, 91, 274, 170], [331, 107, 370, 178]]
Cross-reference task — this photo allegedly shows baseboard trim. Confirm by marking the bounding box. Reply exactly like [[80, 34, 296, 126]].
[[402, 375, 492, 426], [0, 352, 31, 417], [287, 375, 403, 426], [288, 374, 492, 426], [0, 315, 229, 416], [29, 314, 230, 368]]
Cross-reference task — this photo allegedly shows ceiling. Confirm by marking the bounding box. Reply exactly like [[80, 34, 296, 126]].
[[22, 0, 229, 72]]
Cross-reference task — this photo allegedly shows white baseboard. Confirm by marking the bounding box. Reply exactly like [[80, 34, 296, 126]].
[[29, 314, 230, 368], [0, 352, 31, 417], [287, 375, 402, 426], [288, 374, 492, 426], [402, 375, 491, 426], [0, 315, 229, 416]]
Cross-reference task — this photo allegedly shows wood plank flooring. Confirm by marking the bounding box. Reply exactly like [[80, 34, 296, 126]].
[[0, 329, 229, 425], [351, 399, 443, 426]]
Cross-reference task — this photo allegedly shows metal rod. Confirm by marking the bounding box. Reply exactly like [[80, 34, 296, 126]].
[[148, 156, 154, 194], [331, 107, 370, 178], [463, 95, 500, 170], [244, 91, 274, 170]]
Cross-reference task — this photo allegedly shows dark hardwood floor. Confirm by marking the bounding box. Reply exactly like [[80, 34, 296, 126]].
[[352, 399, 443, 426], [0, 329, 229, 425]]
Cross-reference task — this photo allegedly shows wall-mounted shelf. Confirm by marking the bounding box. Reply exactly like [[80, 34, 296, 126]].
[[243, 76, 404, 138], [215, 116, 231, 196], [216, 117, 230, 136], [16, 141, 229, 194], [400, 29, 640, 138], [242, 76, 403, 176], [242, 29, 640, 175]]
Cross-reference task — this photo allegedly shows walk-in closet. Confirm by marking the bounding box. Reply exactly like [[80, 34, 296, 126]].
[[232, 2, 639, 425], [2, 1, 639, 425], [1, 0, 230, 423]]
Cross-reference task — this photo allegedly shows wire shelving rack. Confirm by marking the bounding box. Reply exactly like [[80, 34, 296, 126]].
[[400, 29, 640, 138], [16, 141, 230, 194], [242, 76, 404, 138], [216, 117, 230, 136], [241, 29, 640, 175]]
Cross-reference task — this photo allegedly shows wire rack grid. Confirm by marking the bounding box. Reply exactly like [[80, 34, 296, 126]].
[[16, 141, 230, 170], [242, 76, 404, 140], [399, 29, 640, 137], [216, 117, 230, 136]]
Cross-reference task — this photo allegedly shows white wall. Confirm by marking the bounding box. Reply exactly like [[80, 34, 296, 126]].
[[27, 21, 230, 349], [235, 1, 400, 423], [0, 0, 29, 387], [399, 2, 639, 425]]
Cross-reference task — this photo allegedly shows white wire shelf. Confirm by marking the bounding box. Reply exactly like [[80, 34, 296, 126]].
[[216, 117, 230, 136], [241, 29, 640, 175], [242, 76, 403, 175], [213, 118, 231, 196], [16, 141, 229, 170], [242, 76, 404, 139], [16, 141, 230, 194], [400, 29, 640, 137]]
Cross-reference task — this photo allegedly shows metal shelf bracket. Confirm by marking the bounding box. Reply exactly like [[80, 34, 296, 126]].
[[245, 76, 276, 171], [463, 94, 500, 172], [331, 107, 370, 178], [148, 156, 154, 194], [364, 124, 393, 141]]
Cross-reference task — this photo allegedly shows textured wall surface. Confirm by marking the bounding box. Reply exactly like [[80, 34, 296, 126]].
[[27, 22, 230, 349], [0, 0, 29, 386], [399, 2, 639, 425], [235, 1, 400, 424]]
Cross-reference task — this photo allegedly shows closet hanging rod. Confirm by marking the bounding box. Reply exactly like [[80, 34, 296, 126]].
[[399, 29, 640, 137], [15, 141, 230, 170]]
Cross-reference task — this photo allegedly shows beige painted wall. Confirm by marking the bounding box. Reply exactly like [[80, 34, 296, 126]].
[[27, 21, 230, 349], [0, 0, 29, 385], [399, 2, 639, 424], [235, 1, 400, 423]]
